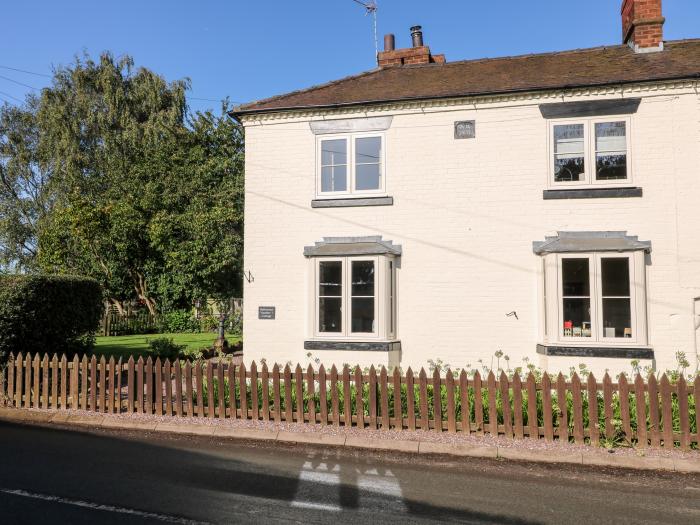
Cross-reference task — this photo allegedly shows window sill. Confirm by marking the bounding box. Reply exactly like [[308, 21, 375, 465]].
[[543, 187, 642, 200], [311, 196, 393, 208], [536, 344, 653, 360], [304, 340, 401, 352]]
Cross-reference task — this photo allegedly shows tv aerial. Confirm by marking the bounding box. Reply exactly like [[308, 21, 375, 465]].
[[352, 0, 379, 59]]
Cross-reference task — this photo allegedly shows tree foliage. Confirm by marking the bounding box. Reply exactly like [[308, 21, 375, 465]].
[[0, 52, 244, 312]]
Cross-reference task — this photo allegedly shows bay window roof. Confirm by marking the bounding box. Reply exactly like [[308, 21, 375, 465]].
[[533, 231, 651, 255], [304, 236, 402, 257]]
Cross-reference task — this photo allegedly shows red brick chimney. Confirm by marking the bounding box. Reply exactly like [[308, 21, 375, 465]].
[[621, 0, 665, 52], [377, 26, 446, 67]]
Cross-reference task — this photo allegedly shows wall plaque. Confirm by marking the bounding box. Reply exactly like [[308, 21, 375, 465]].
[[454, 120, 475, 139], [258, 306, 276, 320]]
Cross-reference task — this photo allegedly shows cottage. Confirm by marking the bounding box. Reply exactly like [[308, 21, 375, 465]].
[[232, 0, 700, 374]]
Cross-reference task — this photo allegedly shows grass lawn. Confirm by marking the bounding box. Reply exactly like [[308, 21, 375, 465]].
[[93, 333, 240, 360]]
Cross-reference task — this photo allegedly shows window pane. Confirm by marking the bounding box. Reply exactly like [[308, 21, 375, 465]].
[[596, 153, 627, 180], [554, 124, 585, 182], [319, 298, 342, 332], [321, 165, 347, 192], [595, 122, 626, 152], [321, 139, 347, 166], [319, 261, 342, 296], [352, 261, 374, 296], [602, 298, 632, 338], [351, 298, 374, 332], [563, 298, 592, 337], [355, 164, 380, 190], [355, 137, 381, 164], [601, 258, 630, 296], [562, 258, 590, 296]]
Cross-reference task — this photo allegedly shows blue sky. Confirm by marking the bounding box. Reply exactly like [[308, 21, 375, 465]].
[[1, 1, 699, 113]]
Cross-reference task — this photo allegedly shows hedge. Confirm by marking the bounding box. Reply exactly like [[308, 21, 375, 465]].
[[0, 274, 103, 362]]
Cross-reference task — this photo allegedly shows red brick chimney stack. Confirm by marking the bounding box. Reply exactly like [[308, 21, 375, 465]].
[[377, 26, 446, 68], [622, 0, 665, 52]]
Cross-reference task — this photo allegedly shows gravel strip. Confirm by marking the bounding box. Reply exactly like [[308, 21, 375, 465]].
[[30, 408, 699, 461]]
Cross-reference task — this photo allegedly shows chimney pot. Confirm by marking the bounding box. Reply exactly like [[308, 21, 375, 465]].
[[383, 34, 395, 52], [410, 25, 423, 47]]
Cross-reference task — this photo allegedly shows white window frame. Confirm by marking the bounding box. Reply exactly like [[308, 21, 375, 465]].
[[310, 255, 397, 341], [551, 252, 642, 345], [316, 132, 386, 198], [548, 116, 632, 189]]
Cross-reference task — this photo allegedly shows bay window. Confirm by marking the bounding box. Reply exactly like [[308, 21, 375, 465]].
[[317, 133, 385, 197], [549, 117, 631, 187]]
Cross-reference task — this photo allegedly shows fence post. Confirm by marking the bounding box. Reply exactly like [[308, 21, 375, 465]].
[[70, 355, 79, 409], [446, 369, 456, 433], [406, 367, 416, 431], [473, 371, 483, 435], [342, 365, 351, 427], [273, 364, 281, 423], [527, 373, 538, 440], [487, 372, 497, 436], [305, 364, 314, 424], [587, 373, 599, 446], [678, 376, 689, 450], [660, 374, 673, 450], [542, 372, 553, 442], [354, 366, 364, 429], [217, 361, 225, 419], [262, 362, 270, 421], [393, 367, 403, 431], [634, 374, 647, 448], [330, 365, 339, 427], [251, 362, 260, 421], [571, 373, 584, 445], [418, 368, 428, 431], [318, 364, 327, 425], [499, 371, 512, 438], [127, 356, 134, 413], [512, 373, 523, 440], [432, 368, 442, 433], [368, 366, 377, 430]]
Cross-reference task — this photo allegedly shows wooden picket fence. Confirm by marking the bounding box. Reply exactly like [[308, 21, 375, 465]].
[[2, 352, 698, 450], [102, 310, 157, 336]]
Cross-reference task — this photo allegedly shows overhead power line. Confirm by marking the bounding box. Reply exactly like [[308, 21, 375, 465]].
[[0, 90, 23, 103], [0, 74, 39, 90], [0, 65, 52, 78]]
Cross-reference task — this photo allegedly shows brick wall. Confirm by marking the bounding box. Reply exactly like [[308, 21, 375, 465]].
[[241, 83, 700, 375]]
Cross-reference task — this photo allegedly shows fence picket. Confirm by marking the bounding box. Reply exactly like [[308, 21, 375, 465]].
[[512, 374, 523, 439], [195, 361, 204, 418], [354, 366, 364, 428], [217, 362, 226, 419], [240, 363, 249, 420], [419, 368, 428, 431], [81, 355, 89, 411], [487, 372, 497, 436], [432, 368, 442, 433], [273, 364, 281, 422], [52, 354, 60, 409], [446, 369, 456, 433], [108, 357, 116, 414], [406, 368, 416, 431], [154, 358, 162, 416], [660, 374, 673, 450], [499, 371, 512, 439], [368, 366, 377, 430], [318, 364, 328, 425], [41, 354, 49, 409], [634, 374, 647, 448], [58, 355, 66, 410], [393, 367, 402, 430], [14, 352, 23, 408], [262, 362, 270, 421], [7, 355, 14, 408], [23, 353, 31, 408], [173, 360, 182, 417], [284, 365, 293, 423], [70, 355, 79, 409], [618, 374, 631, 442], [99, 356, 107, 413], [556, 373, 568, 443], [227, 363, 236, 419], [542, 373, 553, 441], [459, 370, 470, 433], [330, 365, 339, 426], [678, 376, 689, 451], [163, 359, 172, 417], [527, 373, 538, 439], [587, 373, 599, 446], [185, 361, 193, 418], [381, 367, 390, 430], [206, 361, 214, 419], [305, 364, 315, 424], [342, 366, 351, 427], [32, 354, 40, 408], [571, 373, 584, 445], [116, 358, 123, 413], [603, 373, 613, 439], [473, 372, 483, 435], [295, 365, 304, 423]]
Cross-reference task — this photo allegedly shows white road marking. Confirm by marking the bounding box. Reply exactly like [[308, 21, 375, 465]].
[[0, 488, 209, 524], [290, 461, 405, 512]]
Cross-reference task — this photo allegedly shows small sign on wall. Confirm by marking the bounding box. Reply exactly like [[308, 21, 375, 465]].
[[258, 306, 276, 320], [454, 120, 475, 139]]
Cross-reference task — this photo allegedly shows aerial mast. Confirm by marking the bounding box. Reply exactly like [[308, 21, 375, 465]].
[[352, 0, 379, 60]]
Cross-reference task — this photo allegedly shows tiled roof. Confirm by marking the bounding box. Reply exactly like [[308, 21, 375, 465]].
[[233, 40, 700, 116]]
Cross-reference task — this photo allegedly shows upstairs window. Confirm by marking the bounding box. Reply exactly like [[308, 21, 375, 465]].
[[317, 133, 384, 197], [549, 117, 630, 187]]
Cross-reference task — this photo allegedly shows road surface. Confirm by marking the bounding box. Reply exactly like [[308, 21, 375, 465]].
[[0, 420, 698, 524]]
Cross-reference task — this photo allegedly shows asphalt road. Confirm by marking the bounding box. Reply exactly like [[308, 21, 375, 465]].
[[0, 421, 699, 524]]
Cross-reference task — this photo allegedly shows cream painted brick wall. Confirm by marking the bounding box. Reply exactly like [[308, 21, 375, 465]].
[[242, 85, 700, 375]]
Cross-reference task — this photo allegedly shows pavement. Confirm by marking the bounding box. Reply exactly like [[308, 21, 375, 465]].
[[1, 418, 700, 523]]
